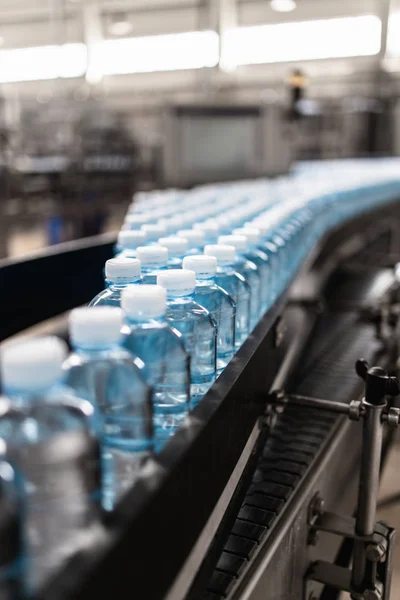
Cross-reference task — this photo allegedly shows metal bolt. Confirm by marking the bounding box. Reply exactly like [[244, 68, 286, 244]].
[[365, 543, 386, 563], [307, 493, 324, 546], [383, 407, 400, 429], [349, 400, 363, 421]]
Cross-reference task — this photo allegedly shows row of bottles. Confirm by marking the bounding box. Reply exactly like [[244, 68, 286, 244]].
[[2, 159, 400, 596]]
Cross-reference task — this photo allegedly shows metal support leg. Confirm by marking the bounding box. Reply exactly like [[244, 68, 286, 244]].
[[352, 402, 385, 595], [268, 359, 400, 600]]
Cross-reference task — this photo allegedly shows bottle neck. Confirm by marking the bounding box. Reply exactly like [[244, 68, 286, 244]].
[[141, 265, 167, 274], [106, 277, 141, 290], [3, 383, 56, 405], [195, 276, 216, 287], [166, 292, 195, 303], [125, 315, 167, 326], [72, 342, 118, 355]]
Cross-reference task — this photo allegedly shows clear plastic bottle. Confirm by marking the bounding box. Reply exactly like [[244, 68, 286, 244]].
[[136, 245, 168, 284], [204, 244, 251, 349], [233, 228, 271, 313], [158, 236, 189, 269], [157, 269, 217, 405], [177, 229, 205, 255], [115, 230, 147, 258], [218, 235, 261, 329], [88, 257, 141, 308], [121, 286, 190, 451], [0, 337, 99, 592], [64, 307, 153, 512], [182, 255, 235, 374]]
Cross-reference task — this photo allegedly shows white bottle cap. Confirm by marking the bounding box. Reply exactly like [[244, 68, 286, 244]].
[[177, 229, 205, 247], [69, 307, 123, 348], [136, 245, 168, 268], [204, 244, 236, 266], [105, 257, 141, 282], [194, 222, 220, 238], [158, 236, 188, 257], [141, 223, 167, 241], [218, 234, 247, 251], [157, 269, 196, 296], [1, 336, 68, 393], [124, 214, 147, 228], [233, 228, 261, 245], [118, 230, 147, 250], [122, 285, 166, 319], [183, 255, 217, 279]]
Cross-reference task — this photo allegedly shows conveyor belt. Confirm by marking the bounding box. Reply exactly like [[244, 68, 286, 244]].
[[202, 311, 380, 600]]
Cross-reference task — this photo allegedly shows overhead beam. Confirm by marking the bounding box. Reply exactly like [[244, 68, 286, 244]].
[[217, 0, 237, 72]]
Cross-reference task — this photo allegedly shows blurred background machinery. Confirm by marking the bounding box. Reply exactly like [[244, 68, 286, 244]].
[[1, 0, 400, 260]]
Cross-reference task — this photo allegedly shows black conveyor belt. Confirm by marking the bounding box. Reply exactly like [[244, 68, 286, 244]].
[[201, 292, 383, 599]]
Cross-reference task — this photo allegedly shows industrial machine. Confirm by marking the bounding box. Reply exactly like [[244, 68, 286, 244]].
[[162, 103, 293, 187], [1, 194, 400, 600]]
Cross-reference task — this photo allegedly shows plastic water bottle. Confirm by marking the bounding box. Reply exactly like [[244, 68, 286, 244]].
[[233, 228, 271, 313], [177, 229, 205, 255], [64, 307, 153, 512], [182, 255, 235, 374], [0, 337, 99, 592], [157, 269, 217, 405], [158, 236, 189, 268], [115, 230, 147, 258], [218, 235, 261, 329], [121, 285, 190, 451], [88, 257, 141, 308], [204, 244, 251, 348], [141, 223, 166, 243], [136, 245, 168, 284]]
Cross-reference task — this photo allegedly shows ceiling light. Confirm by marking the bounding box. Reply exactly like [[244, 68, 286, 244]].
[[108, 14, 133, 37], [270, 0, 297, 12]]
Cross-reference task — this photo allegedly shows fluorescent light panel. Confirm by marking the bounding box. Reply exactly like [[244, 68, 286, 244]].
[[0, 43, 87, 83], [387, 13, 400, 56], [91, 30, 219, 75], [224, 15, 381, 66]]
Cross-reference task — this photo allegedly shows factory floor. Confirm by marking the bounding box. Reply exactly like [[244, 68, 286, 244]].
[[340, 440, 400, 599]]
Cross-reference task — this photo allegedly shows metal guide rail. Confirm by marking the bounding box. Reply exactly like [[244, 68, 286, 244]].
[[2, 203, 398, 600]]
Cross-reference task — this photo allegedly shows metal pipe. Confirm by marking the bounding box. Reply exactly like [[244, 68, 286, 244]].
[[351, 402, 385, 595], [282, 394, 351, 415]]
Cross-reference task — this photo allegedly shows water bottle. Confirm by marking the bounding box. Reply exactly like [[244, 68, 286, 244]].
[[177, 229, 205, 255], [182, 255, 235, 374], [115, 230, 147, 258], [88, 258, 141, 308], [247, 221, 280, 304], [64, 307, 153, 512], [136, 245, 168, 284], [218, 235, 261, 329], [121, 286, 190, 451], [233, 228, 271, 313], [0, 337, 100, 592], [141, 224, 166, 243], [158, 236, 189, 269], [157, 270, 217, 405], [204, 244, 251, 349]]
